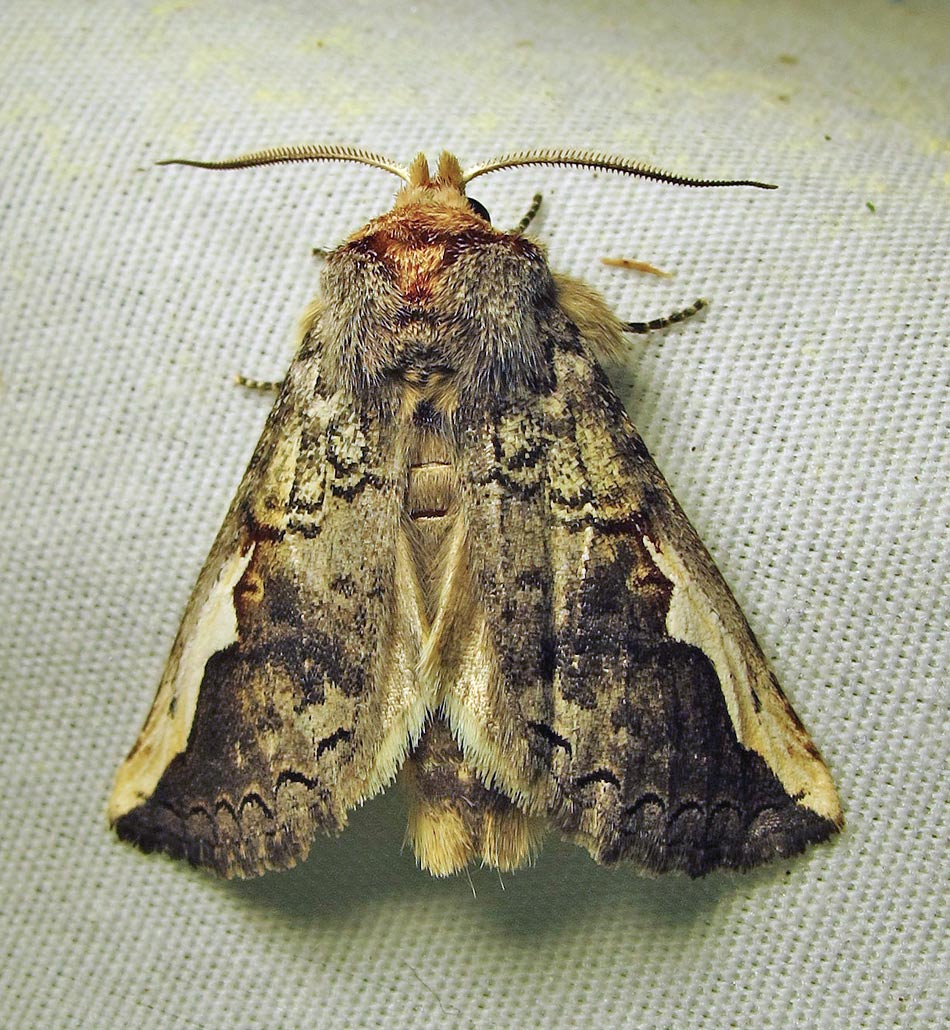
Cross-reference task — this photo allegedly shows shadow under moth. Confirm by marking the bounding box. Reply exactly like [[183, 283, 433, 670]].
[[109, 145, 842, 879]]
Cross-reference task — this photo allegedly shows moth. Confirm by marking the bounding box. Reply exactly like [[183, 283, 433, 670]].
[[109, 145, 842, 879]]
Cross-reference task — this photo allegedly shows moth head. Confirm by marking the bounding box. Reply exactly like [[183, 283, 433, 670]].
[[391, 151, 491, 222]]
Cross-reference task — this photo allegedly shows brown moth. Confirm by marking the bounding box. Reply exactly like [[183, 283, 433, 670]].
[[109, 146, 842, 878]]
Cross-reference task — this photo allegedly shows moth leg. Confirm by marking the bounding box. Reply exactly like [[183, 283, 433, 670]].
[[622, 297, 707, 334], [512, 192, 543, 235], [311, 246, 331, 259], [234, 373, 283, 392]]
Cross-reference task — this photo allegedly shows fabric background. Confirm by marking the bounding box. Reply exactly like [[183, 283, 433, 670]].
[[1, 2, 947, 1027]]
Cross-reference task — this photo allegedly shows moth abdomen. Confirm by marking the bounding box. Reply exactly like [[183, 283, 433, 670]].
[[402, 716, 545, 876]]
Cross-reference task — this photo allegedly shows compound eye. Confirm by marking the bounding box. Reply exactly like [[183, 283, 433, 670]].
[[467, 196, 491, 223]]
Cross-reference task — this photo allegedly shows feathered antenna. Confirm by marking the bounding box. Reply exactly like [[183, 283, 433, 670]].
[[156, 144, 776, 191], [156, 144, 411, 182], [462, 148, 776, 189]]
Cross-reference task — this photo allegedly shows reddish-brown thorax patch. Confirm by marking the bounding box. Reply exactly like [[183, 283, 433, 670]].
[[348, 206, 499, 309]]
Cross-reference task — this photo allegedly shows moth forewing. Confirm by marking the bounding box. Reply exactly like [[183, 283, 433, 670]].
[[110, 146, 840, 880]]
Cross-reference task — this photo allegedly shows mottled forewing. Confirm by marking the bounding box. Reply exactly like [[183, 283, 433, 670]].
[[110, 329, 425, 877], [456, 327, 841, 876]]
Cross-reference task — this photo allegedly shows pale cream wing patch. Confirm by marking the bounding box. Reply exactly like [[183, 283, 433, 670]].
[[108, 545, 256, 821], [640, 532, 842, 825]]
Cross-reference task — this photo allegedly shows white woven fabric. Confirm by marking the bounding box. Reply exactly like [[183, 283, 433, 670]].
[[1, 2, 947, 1027]]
